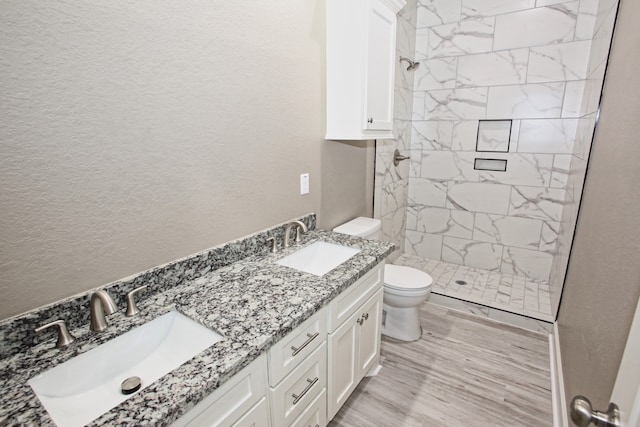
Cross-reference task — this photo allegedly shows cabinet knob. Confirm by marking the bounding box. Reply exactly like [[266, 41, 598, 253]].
[[357, 318, 364, 326], [367, 117, 373, 123]]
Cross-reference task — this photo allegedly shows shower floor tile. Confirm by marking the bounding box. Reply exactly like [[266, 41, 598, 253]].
[[394, 254, 554, 323]]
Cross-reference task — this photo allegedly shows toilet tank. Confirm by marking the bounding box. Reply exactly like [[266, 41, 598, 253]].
[[333, 217, 382, 240]]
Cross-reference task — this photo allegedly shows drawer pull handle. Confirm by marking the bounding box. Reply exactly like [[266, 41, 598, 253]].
[[292, 377, 319, 405], [362, 312, 369, 321], [291, 332, 319, 356]]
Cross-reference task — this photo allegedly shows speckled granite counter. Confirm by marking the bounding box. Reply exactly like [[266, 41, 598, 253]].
[[0, 216, 393, 426]]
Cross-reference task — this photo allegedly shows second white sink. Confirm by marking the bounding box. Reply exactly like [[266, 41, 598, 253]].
[[29, 311, 222, 427], [276, 241, 361, 276]]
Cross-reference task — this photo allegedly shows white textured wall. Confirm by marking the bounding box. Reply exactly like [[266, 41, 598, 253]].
[[0, 1, 372, 320]]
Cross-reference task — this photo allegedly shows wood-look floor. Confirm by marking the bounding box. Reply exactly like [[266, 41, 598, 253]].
[[329, 303, 553, 427]]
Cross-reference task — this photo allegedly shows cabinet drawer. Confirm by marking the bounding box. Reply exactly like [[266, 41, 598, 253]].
[[231, 397, 270, 427], [268, 306, 327, 385], [270, 342, 327, 427], [172, 355, 267, 427], [329, 263, 383, 332], [289, 388, 327, 427]]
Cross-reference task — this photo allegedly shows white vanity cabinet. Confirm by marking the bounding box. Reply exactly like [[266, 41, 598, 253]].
[[327, 264, 384, 420], [172, 261, 385, 427], [171, 354, 270, 427], [326, 0, 405, 140], [268, 307, 328, 427]]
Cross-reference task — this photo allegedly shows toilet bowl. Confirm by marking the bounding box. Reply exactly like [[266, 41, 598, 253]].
[[333, 217, 433, 342]]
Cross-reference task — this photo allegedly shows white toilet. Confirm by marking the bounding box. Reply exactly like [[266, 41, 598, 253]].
[[333, 217, 433, 341]]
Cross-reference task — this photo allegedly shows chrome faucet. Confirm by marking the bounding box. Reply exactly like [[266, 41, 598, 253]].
[[283, 220, 308, 248], [90, 290, 118, 332]]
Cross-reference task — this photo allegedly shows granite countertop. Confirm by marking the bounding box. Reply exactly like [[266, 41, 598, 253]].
[[0, 229, 393, 426]]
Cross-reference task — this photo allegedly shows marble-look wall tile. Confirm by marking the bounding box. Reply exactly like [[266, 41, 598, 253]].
[[452, 120, 479, 151], [410, 207, 474, 239], [457, 49, 528, 87], [417, 0, 461, 28], [447, 182, 511, 215], [414, 57, 458, 91], [411, 121, 453, 150], [518, 118, 580, 153], [587, 9, 616, 76], [405, 230, 443, 259], [408, 178, 448, 207], [509, 120, 522, 152], [442, 237, 503, 270], [396, 20, 419, 90], [593, 0, 618, 37], [428, 18, 495, 58], [486, 83, 565, 119], [461, 0, 536, 18], [574, 0, 598, 40], [474, 214, 543, 250], [420, 151, 479, 181], [399, 0, 614, 293], [424, 87, 488, 120], [493, 3, 578, 50], [502, 246, 553, 280], [536, 0, 572, 6], [540, 220, 561, 252], [479, 153, 553, 187], [395, 85, 415, 121], [509, 186, 566, 221], [550, 154, 572, 188], [527, 41, 591, 83], [398, 0, 419, 28], [562, 80, 587, 118]]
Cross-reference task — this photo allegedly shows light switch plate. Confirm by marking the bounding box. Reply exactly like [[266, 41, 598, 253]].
[[300, 173, 309, 195]]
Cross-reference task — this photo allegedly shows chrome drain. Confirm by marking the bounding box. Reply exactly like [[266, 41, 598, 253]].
[[455, 280, 468, 286], [121, 376, 142, 395]]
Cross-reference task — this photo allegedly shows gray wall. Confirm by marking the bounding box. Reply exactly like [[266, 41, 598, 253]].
[[558, 0, 640, 413], [0, 1, 372, 320]]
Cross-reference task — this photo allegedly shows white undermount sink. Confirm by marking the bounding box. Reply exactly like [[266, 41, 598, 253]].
[[276, 241, 361, 276], [28, 311, 222, 427]]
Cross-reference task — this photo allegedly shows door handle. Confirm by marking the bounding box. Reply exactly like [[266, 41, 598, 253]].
[[570, 396, 620, 427]]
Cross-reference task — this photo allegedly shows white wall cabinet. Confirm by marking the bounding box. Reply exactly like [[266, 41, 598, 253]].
[[327, 263, 384, 420], [326, 0, 405, 140]]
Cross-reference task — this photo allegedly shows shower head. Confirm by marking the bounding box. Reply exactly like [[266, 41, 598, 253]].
[[399, 56, 420, 71]]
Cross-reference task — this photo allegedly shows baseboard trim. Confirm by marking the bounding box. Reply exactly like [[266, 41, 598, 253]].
[[550, 322, 569, 427]]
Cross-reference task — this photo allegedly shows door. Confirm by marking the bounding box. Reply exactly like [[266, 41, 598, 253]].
[[363, 0, 395, 132], [609, 297, 640, 426], [569, 297, 640, 427], [557, 0, 640, 425], [357, 290, 383, 377], [327, 312, 359, 420]]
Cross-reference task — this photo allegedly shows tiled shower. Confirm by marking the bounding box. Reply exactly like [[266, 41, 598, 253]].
[[374, 0, 619, 326]]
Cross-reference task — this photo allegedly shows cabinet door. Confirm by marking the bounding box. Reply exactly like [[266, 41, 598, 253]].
[[357, 289, 383, 378], [327, 312, 359, 420], [363, 0, 397, 132]]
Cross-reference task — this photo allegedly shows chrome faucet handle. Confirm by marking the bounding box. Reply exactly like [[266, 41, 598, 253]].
[[35, 320, 76, 349], [125, 285, 148, 317], [266, 237, 279, 253]]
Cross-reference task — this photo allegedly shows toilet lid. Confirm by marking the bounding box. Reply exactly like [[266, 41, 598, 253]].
[[384, 264, 433, 291]]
